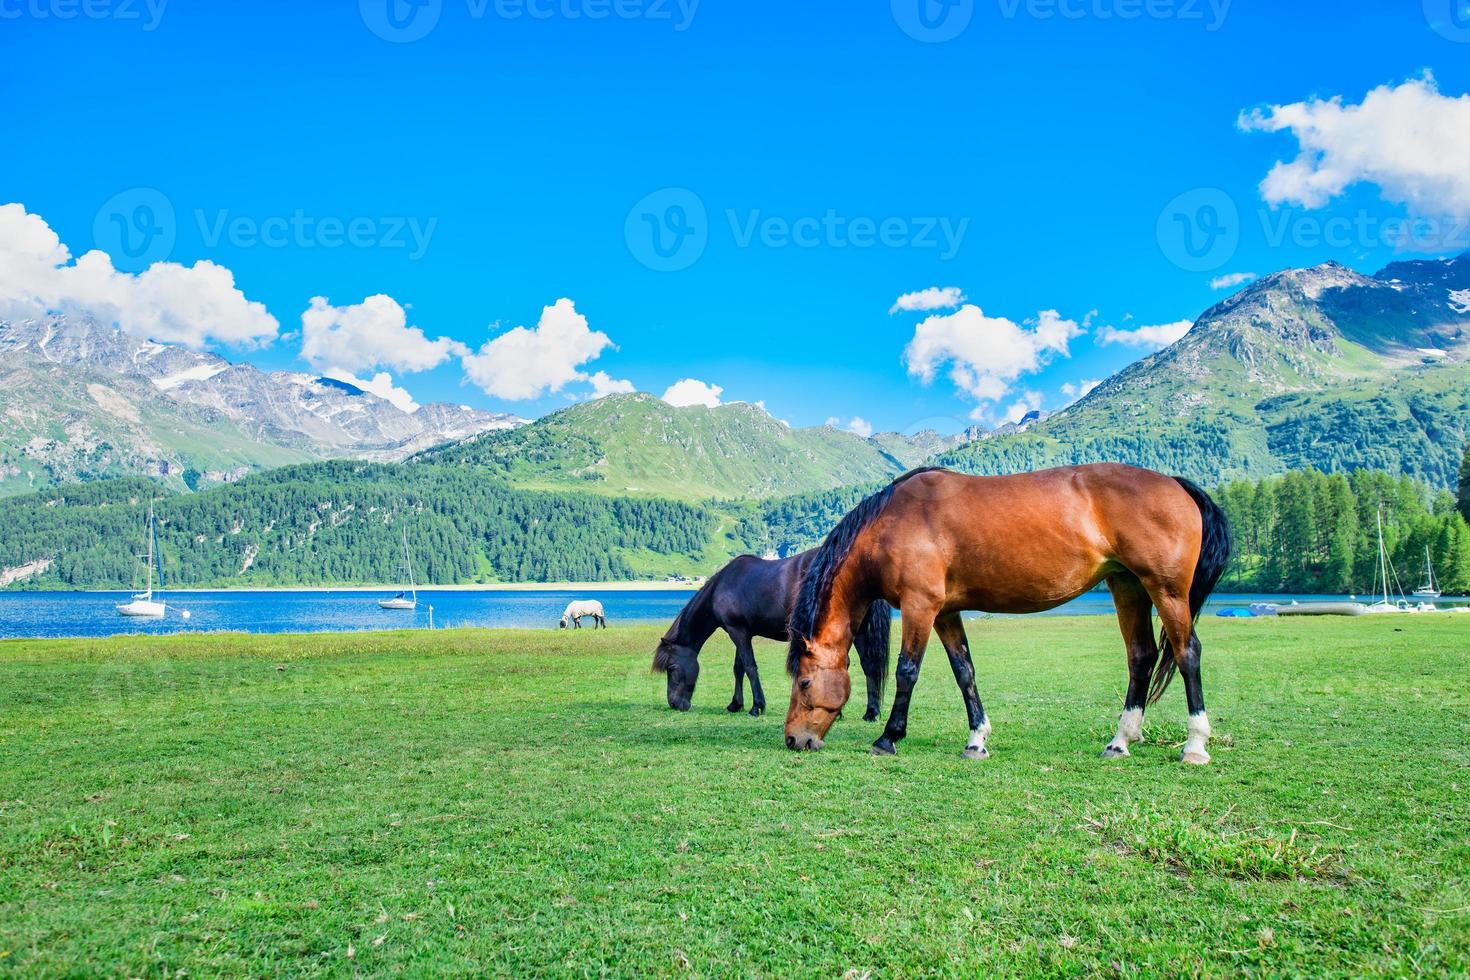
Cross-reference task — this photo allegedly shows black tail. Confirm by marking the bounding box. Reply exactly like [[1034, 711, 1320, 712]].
[[853, 600, 892, 701], [1147, 477, 1232, 705]]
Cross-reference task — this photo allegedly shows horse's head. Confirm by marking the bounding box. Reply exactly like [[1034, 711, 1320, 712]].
[[652, 637, 699, 711], [784, 633, 851, 751], [558, 616, 568, 629]]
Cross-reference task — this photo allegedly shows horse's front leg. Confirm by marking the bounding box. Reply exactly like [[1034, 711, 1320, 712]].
[[873, 600, 938, 756], [934, 613, 990, 759], [726, 630, 746, 714]]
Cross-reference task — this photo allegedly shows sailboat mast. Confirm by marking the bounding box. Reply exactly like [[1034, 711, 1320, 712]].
[[402, 526, 416, 602], [1377, 508, 1389, 606], [146, 499, 155, 596], [1425, 546, 1436, 592]]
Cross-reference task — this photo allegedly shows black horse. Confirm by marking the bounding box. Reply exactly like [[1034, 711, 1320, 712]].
[[653, 551, 892, 719]]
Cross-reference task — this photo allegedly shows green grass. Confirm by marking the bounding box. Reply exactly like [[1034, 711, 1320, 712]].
[[2, 616, 1467, 976]]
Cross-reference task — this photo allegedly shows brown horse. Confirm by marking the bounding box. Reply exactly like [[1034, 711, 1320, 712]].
[[783, 464, 1230, 764]]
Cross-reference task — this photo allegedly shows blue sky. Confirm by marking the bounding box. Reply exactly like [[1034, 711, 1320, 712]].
[[4, 0, 1469, 433]]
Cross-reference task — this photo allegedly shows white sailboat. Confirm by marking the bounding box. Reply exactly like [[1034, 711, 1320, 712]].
[[1364, 508, 1435, 614], [117, 500, 167, 618], [379, 526, 418, 610], [1411, 546, 1442, 599]]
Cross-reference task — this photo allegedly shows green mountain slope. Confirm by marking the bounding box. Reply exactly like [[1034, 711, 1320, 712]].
[[417, 393, 931, 499], [940, 259, 1470, 489]]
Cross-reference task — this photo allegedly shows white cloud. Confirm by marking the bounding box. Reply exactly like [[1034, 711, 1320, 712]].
[[300, 294, 464, 376], [586, 371, 635, 399], [323, 369, 420, 413], [1239, 75, 1470, 218], [889, 286, 966, 315], [903, 305, 1082, 404], [462, 298, 615, 401], [1060, 378, 1101, 401], [1002, 391, 1043, 425], [825, 416, 873, 438], [0, 202, 277, 349], [1210, 272, 1257, 290], [1096, 319, 1193, 350], [661, 378, 723, 408]]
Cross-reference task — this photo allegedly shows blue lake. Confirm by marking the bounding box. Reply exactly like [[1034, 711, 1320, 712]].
[[5, 589, 1460, 641]]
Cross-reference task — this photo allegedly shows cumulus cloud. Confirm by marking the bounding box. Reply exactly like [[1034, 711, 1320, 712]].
[[586, 371, 635, 399], [825, 416, 873, 438], [300, 294, 464, 376], [1001, 391, 1044, 425], [889, 286, 966, 315], [0, 202, 277, 349], [323, 369, 420, 413], [1060, 378, 1101, 401], [903, 305, 1082, 405], [661, 378, 723, 408], [462, 298, 616, 401], [1239, 75, 1470, 218], [1096, 319, 1193, 350], [1210, 272, 1257, 290]]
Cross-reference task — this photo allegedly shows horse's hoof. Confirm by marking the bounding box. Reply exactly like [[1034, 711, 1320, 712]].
[[726, 702, 743, 713], [862, 709, 879, 722], [963, 746, 990, 760], [1101, 744, 1130, 759], [1181, 750, 1211, 766], [871, 738, 897, 756], [748, 705, 764, 718]]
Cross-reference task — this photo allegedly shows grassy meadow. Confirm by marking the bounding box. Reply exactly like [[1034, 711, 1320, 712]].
[[1, 616, 1467, 976]]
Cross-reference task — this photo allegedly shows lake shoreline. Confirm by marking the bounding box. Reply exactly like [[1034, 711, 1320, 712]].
[[11, 581, 704, 595]]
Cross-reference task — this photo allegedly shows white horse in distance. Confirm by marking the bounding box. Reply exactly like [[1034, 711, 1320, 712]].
[[560, 599, 607, 629]]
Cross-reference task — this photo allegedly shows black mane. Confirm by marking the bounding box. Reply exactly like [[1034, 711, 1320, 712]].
[[786, 467, 947, 675]]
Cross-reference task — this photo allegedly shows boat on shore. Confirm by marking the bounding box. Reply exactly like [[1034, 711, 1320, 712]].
[[1249, 600, 1369, 617]]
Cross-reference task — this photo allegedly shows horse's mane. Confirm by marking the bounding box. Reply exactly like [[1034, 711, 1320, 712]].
[[787, 467, 948, 676], [652, 565, 728, 672]]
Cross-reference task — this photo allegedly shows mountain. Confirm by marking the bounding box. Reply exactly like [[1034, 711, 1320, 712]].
[[416, 392, 958, 499], [940, 255, 1470, 489], [0, 315, 523, 495]]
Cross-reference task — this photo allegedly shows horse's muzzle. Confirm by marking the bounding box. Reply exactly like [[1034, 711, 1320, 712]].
[[785, 732, 825, 752]]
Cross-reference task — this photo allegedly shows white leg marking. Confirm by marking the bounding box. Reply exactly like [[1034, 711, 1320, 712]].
[[1103, 707, 1143, 758], [964, 719, 992, 759], [1181, 711, 1211, 765]]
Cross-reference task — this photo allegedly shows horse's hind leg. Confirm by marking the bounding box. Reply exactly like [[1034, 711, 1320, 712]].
[[1102, 573, 1158, 759], [735, 632, 766, 717], [1153, 590, 1211, 765], [934, 613, 990, 760]]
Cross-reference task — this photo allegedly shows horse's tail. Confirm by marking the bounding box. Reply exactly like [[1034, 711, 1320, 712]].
[[1147, 477, 1232, 706], [853, 599, 892, 701]]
